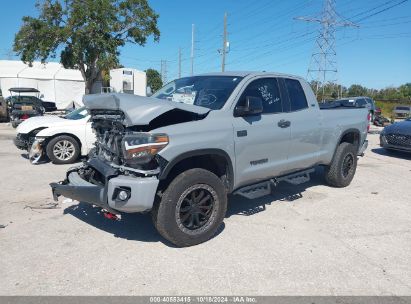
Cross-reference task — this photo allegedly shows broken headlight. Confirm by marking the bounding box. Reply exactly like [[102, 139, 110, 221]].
[[121, 133, 169, 165]]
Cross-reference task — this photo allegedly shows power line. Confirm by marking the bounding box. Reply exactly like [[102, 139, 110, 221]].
[[227, 30, 317, 66], [345, 0, 403, 21], [355, 0, 409, 22], [227, 33, 317, 67]]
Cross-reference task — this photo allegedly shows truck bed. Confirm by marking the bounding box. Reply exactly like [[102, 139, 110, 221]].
[[319, 101, 366, 110]]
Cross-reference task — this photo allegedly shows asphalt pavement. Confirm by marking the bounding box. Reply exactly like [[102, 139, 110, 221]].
[[0, 123, 410, 295]]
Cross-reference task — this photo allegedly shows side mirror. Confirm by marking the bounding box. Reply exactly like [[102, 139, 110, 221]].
[[234, 96, 263, 117]]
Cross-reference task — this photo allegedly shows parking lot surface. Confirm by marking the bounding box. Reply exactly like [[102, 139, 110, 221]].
[[0, 122, 410, 295]]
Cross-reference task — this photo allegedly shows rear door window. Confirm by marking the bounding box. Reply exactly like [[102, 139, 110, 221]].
[[356, 99, 367, 107], [284, 79, 308, 111]]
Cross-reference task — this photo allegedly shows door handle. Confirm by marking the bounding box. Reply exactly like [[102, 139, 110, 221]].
[[277, 119, 291, 128]]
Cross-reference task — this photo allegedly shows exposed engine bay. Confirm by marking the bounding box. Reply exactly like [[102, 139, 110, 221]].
[[90, 109, 160, 173], [88, 108, 207, 179]]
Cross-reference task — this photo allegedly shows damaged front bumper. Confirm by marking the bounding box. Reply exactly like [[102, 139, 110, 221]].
[[13, 134, 30, 150], [50, 158, 159, 213], [14, 134, 45, 164]]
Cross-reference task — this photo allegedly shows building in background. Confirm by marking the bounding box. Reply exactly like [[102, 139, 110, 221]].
[[109, 68, 147, 96], [0, 60, 85, 109], [0, 61, 147, 109]]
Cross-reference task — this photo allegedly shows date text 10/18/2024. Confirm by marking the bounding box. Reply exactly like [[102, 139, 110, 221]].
[[149, 296, 257, 303]]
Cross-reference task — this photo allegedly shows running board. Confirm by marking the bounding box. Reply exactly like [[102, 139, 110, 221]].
[[234, 181, 272, 200], [234, 168, 315, 199], [275, 168, 315, 185]]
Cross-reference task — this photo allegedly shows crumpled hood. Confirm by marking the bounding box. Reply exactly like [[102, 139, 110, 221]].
[[83, 93, 210, 126], [16, 115, 86, 134], [383, 120, 411, 136]]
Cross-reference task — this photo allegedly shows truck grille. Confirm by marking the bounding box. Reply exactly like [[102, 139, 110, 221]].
[[385, 134, 411, 147]]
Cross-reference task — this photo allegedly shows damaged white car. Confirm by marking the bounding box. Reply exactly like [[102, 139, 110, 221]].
[[14, 107, 95, 164]]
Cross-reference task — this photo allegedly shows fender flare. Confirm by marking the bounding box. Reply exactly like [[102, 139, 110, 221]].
[[158, 149, 234, 192], [330, 128, 361, 161]]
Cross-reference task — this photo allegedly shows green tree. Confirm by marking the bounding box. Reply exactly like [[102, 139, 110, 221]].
[[347, 84, 368, 97], [13, 0, 160, 93], [146, 68, 162, 92]]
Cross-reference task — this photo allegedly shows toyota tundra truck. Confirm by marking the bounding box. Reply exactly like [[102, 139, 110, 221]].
[[50, 72, 369, 247]]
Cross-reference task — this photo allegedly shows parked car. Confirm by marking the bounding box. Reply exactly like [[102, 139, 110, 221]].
[[337, 96, 376, 121], [7, 88, 57, 111], [41, 100, 58, 112], [393, 105, 411, 119], [14, 107, 95, 164], [50, 72, 369, 247], [380, 118, 411, 152], [6, 96, 45, 128]]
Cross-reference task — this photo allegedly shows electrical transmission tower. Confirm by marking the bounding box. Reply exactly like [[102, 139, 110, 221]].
[[295, 0, 358, 101]]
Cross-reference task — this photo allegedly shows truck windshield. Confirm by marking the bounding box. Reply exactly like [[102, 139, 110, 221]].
[[152, 76, 243, 110], [64, 107, 88, 120]]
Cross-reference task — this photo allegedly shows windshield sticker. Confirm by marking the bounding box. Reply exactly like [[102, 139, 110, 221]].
[[172, 91, 197, 105]]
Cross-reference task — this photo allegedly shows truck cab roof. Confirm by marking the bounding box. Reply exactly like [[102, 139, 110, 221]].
[[196, 71, 305, 81]]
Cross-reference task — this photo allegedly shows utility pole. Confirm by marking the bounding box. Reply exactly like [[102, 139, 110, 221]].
[[178, 47, 182, 78], [6, 49, 14, 60], [160, 60, 167, 84], [295, 0, 358, 101], [191, 24, 195, 76], [221, 12, 228, 72]]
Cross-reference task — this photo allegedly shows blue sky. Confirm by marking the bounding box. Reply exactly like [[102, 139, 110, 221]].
[[0, 0, 410, 89]]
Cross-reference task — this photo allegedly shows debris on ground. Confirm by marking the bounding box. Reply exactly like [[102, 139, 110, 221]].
[[0, 224, 7, 229], [62, 198, 73, 204], [373, 114, 391, 127], [103, 211, 120, 221], [24, 202, 60, 210]]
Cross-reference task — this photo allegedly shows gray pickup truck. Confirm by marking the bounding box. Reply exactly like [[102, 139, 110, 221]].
[[51, 72, 368, 247]]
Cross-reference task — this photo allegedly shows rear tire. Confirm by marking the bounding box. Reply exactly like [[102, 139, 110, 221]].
[[325, 142, 358, 188], [46, 135, 80, 164], [152, 168, 227, 247], [11, 121, 18, 128]]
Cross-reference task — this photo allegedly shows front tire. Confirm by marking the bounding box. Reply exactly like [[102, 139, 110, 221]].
[[325, 142, 358, 187], [46, 135, 80, 164], [152, 168, 227, 247]]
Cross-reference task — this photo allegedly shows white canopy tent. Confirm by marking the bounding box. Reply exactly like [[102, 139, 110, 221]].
[[0, 60, 85, 109]]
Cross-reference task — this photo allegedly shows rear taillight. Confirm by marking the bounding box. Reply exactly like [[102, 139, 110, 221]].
[[21, 114, 29, 120], [367, 113, 371, 132]]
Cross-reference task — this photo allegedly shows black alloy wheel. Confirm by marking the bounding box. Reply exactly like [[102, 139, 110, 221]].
[[341, 153, 354, 178], [176, 185, 215, 231]]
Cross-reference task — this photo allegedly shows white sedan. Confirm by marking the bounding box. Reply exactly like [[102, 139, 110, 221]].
[[14, 107, 95, 164]]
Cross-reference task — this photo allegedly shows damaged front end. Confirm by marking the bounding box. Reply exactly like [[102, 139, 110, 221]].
[[51, 156, 160, 213], [14, 129, 47, 164], [51, 111, 163, 213], [51, 93, 209, 213]]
